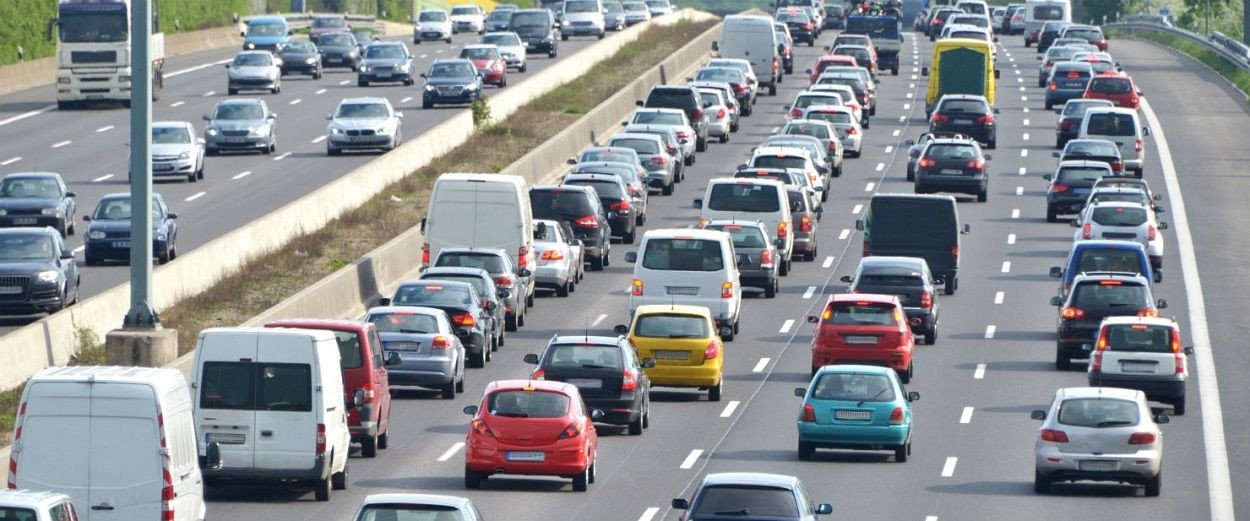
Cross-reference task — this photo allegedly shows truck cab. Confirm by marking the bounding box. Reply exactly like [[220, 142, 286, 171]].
[[53, 0, 165, 109]]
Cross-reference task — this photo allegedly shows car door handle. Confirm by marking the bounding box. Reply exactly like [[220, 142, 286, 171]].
[[91, 505, 114, 511], [261, 430, 273, 437]]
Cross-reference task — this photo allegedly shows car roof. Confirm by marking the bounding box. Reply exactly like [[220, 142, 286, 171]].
[[858, 256, 929, 272], [938, 93, 988, 102], [532, 184, 596, 195], [829, 293, 900, 305], [438, 247, 510, 256], [486, 379, 578, 394], [565, 173, 626, 184], [432, 58, 474, 65], [366, 305, 450, 316], [1, 172, 62, 180], [421, 266, 492, 277], [216, 98, 264, 106], [1085, 106, 1138, 116], [701, 472, 801, 489], [1071, 271, 1150, 285], [265, 318, 371, 332], [611, 132, 664, 142], [634, 304, 714, 317], [1101, 315, 1176, 328], [360, 494, 473, 509], [0, 227, 59, 238], [0, 489, 73, 508], [755, 145, 812, 156], [1087, 200, 1149, 210], [1057, 386, 1143, 401], [643, 228, 732, 241], [1070, 239, 1147, 251], [339, 97, 390, 105], [462, 44, 497, 50], [575, 161, 636, 170], [636, 107, 686, 115]]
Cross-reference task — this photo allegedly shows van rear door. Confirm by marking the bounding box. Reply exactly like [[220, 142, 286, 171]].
[[87, 383, 162, 521], [17, 381, 93, 516], [254, 333, 319, 470], [196, 330, 259, 469], [866, 197, 958, 275]]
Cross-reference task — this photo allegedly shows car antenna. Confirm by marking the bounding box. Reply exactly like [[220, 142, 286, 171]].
[[585, 315, 591, 340]]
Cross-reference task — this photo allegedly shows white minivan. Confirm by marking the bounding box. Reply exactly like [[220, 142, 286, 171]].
[[625, 228, 743, 339], [8, 366, 210, 521], [1024, 0, 1071, 45], [422, 173, 536, 306], [1078, 107, 1148, 177], [714, 15, 780, 95], [563, 0, 607, 39], [192, 327, 352, 502], [696, 178, 794, 274]]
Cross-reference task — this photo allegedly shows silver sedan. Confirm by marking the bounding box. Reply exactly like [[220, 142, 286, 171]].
[[326, 97, 404, 155]]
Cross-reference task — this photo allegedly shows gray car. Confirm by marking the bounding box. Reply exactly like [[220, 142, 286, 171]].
[[365, 305, 467, 398], [0, 227, 79, 316], [149, 121, 205, 182], [842, 256, 942, 345], [359, 42, 415, 86], [202, 98, 277, 155], [622, 1, 651, 25], [702, 220, 780, 298], [568, 161, 648, 224], [0, 173, 77, 236], [608, 133, 677, 195], [418, 266, 507, 350], [603, 1, 627, 30], [531, 219, 580, 296], [430, 248, 531, 332], [785, 186, 821, 262], [326, 97, 404, 155], [315, 32, 361, 70], [482, 32, 528, 71], [225, 51, 281, 95]]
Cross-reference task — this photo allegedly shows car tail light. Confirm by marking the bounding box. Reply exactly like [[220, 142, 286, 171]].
[[422, 243, 430, 267], [676, 131, 691, 141], [472, 419, 495, 437], [1044, 60, 1053, 67], [848, 102, 861, 111], [977, 114, 994, 124], [494, 275, 513, 287], [574, 215, 599, 228], [1051, 183, 1069, 193], [360, 383, 376, 399], [773, 57, 779, 74], [316, 423, 327, 454], [651, 155, 668, 165], [1128, 432, 1157, 445], [632, 278, 643, 296], [1040, 428, 1069, 443], [717, 107, 726, 119], [1137, 307, 1159, 318], [889, 407, 905, 425], [452, 312, 476, 327], [802, 22, 812, 30], [432, 336, 451, 349], [801, 403, 816, 422], [933, 18, 942, 25], [621, 371, 638, 391], [1148, 224, 1157, 241], [828, 141, 838, 154], [532, 367, 546, 380], [1060, 306, 1085, 320], [1091, 350, 1103, 372], [847, 127, 858, 135], [559, 422, 583, 439], [918, 158, 936, 168], [931, 114, 949, 123], [790, 107, 803, 117], [777, 220, 788, 238], [668, 145, 679, 155], [799, 215, 812, 233], [1135, 139, 1143, 153], [704, 340, 720, 361], [1060, 120, 1074, 131], [1175, 351, 1186, 375], [951, 245, 959, 264], [519, 245, 529, 269], [541, 249, 565, 261], [733, 83, 746, 93], [1066, 71, 1080, 78], [721, 281, 733, 299], [862, 240, 870, 257], [1111, 161, 1123, 172], [760, 248, 774, 268], [920, 290, 933, 309], [611, 198, 631, 212], [968, 159, 986, 170], [1082, 223, 1092, 239], [1098, 39, 1108, 50], [1049, 81, 1058, 91], [694, 109, 703, 121]]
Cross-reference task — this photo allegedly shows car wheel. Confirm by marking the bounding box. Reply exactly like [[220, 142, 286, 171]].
[[944, 276, 957, 295], [423, 100, 434, 109], [85, 253, 101, 266], [894, 440, 909, 462], [1055, 343, 1071, 370], [556, 280, 570, 297], [272, 84, 281, 94], [227, 88, 238, 95], [1135, 167, 1144, 178], [442, 380, 456, 399], [900, 363, 912, 384], [623, 229, 635, 244], [499, 76, 507, 88], [197, 163, 205, 180], [470, 347, 486, 368], [505, 312, 518, 331], [377, 429, 389, 449], [188, 172, 197, 183], [358, 79, 369, 87], [765, 279, 777, 298], [456, 370, 466, 393], [779, 258, 790, 276], [548, 49, 557, 58], [661, 180, 674, 196], [628, 414, 643, 435], [696, 137, 707, 152], [798, 441, 814, 461], [708, 379, 722, 401], [1033, 469, 1051, 494], [561, 33, 569, 41], [569, 279, 577, 293], [977, 189, 988, 203], [464, 466, 485, 489], [924, 322, 937, 345], [446, 37, 453, 44], [1045, 100, 1052, 110], [314, 472, 332, 501], [158, 245, 171, 264], [589, 254, 603, 271], [1173, 395, 1186, 416], [1144, 471, 1162, 497], [768, 82, 777, 96], [361, 434, 378, 458], [520, 63, 528, 73]]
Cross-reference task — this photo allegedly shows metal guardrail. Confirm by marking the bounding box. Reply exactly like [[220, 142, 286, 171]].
[[1104, 20, 1250, 72]]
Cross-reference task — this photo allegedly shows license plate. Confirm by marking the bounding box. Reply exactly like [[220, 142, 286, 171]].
[[86, 94, 104, 99], [939, 168, 963, 175], [843, 335, 878, 345], [0, 286, 22, 295], [226, 137, 246, 143], [206, 432, 246, 445], [653, 350, 689, 360], [13, 218, 37, 225], [112, 241, 130, 248], [1079, 460, 1116, 471], [153, 164, 174, 172], [954, 119, 973, 125], [835, 410, 871, 420], [506, 451, 545, 462], [328, 58, 341, 63], [567, 378, 601, 389], [666, 286, 698, 296], [1120, 362, 1157, 373]]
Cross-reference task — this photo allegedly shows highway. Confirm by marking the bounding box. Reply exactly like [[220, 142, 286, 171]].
[[0, 30, 607, 329], [194, 22, 1242, 521]]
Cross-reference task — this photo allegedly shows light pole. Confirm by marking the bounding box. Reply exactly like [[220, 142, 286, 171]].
[[127, 0, 156, 328]]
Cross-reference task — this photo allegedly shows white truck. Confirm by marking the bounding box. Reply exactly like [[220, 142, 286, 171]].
[[52, 0, 165, 109]]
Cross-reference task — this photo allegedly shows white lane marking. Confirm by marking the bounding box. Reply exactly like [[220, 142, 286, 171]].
[[273, 152, 292, 161], [437, 442, 465, 462], [339, 80, 351, 85], [638, 507, 661, 521], [1016, 186, 1023, 196], [96, 125, 114, 133], [875, 161, 886, 171], [910, 74, 918, 80], [802, 286, 816, 299], [232, 171, 252, 180], [0, 105, 56, 128], [1018, 166, 1026, 175], [984, 325, 996, 339], [203, 91, 216, 97], [941, 457, 958, 477], [1001, 261, 1011, 273], [184, 191, 206, 202], [1011, 209, 1020, 219], [72, 245, 84, 254], [851, 204, 863, 214], [315, 88, 328, 95], [1023, 107, 1030, 113], [960, 407, 974, 424], [902, 103, 910, 110], [906, 92, 914, 99], [974, 363, 986, 379], [1021, 95, 1028, 102], [591, 313, 608, 327], [1020, 149, 1028, 158], [1019, 86, 1026, 92], [753, 358, 771, 372], [0, 157, 21, 166], [51, 140, 71, 148], [170, 101, 185, 108], [679, 449, 703, 469], [926, 517, 939, 521], [885, 145, 894, 153], [837, 229, 850, 240], [1007, 233, 1016, 245], [289, 98, 302, 105], [912, 66, 919, 72], [994, 291, 1005, 304], [312, 135, 327, 143], [909, 83, 916, 88], [719, 401, 740, 418], [166, 58, 231, 78], [1022, 132, 1030, 141], [779, 319, 795, 334], [1141, 98, 1234, 520], [436, 49, 444, 53], [420, 54, 429, 59], [1015, 69, 1022, 76], [401, 96, 413, 103], [865, 182, 874, 191], [823, 255, 836, 267], [899, 116, 906, 123], [92, 174, 113, 182], [1023, 118, 1030, 126]]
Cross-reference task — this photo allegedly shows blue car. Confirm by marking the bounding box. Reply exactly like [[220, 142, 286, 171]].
[[795, 364, 918, 462], [83, 193, 178, 265], [1044, 62, 1093, 110], [1050, 240, 1157, 299], [421, 59, 483, 108], [242, 15, 292, 52]]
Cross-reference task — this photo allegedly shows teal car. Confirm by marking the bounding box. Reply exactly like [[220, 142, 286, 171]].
[[795, 364, 918, 462]]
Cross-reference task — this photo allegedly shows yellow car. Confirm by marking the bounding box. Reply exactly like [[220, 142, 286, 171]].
[[615, 305, 727, 401]]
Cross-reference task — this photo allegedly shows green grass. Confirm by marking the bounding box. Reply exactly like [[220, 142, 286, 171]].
[[1107, 27, 1250, 97]]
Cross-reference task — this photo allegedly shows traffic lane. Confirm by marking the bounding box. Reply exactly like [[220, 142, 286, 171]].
[[1109, 37, 1250, 515]]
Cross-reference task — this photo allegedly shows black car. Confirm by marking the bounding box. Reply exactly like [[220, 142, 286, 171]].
[[1053, 99, 1114, 148], [1044, 160, 1111, 222], [913, 138, 991, 202], [530, 185, 611, 270], [277, 40, 323, 78], [0, 173, 77, 237], [859, 194, 968, 294], [358, 41, 415, 86], [315, 32, 361, 70], [83, 193, 178, 265], [419, 267, 508, 348], [1054, 138, 1124, 175], [1037, 21, 1070, 52], [1051, 272, 1166, 370], [824, 4, 845, 29], [928, 8, 962, 39], [523, 334, 653, 434], [776, 9, 816, 45], [564, 173, 637, 244], [842, 256, 941, 344], [421, 59, 484, 108], [0, 228, 79, 315], [929, 95, 997, 148], [640, 85, 708, 151], [511, 9, 560, 57], [383, 280, 497, 367]]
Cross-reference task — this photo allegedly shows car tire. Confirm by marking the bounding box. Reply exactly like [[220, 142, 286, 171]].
[[446, 37, 453, 44], [696, 137, 707, 152], [987, 138, 996, 149], [361, 434, 378, 458], [456, 372, 466, 393], [464, 466, 485, 489], [1045, 100, 1052, 110], [520, 63, 528, 73], [327, 146, 340, 156], [894, 441, 909, 463], [227, 88, 238, 96], [662, 180, 674, 195], [358, 79, 368, 87], [1055, 344, 1071, 370], [1033, 469, 1051, 494], [206, 147, 218, 157], [569, 278, 577, 292], [924, 322, 937, 345], [907, 169, 915, 182], [944, 276, 957, 295], [779, 258, 790, 276], [798, 441, 814, 461], [572, 465, 590, 492], [442, 380, 456, 399], [1134, 167, 1143, 178], [1145, 471, 1162, 497], [623, 229, 635, 244], [1046, 206, 1059, 222], [470, 348, 486, 368], [768, 82, 777, 96], [378, 429, 389, 450], [562, 33, 569, 41], [900, 363, 912, 383], [589, 254, 603, 271], [709, 380, 722, 402], [314, 473, 332, 501], [684, 154, 694, 166], [628, 415, 643, 435], [197, 164, 205, 180], [557, 280, 570, 297], [549, 49, 557, 58], [188, 172, 197, 183], [85, 254, 101, 266], [1173, 395, 1186, 416], [977, 189, 988, 203]]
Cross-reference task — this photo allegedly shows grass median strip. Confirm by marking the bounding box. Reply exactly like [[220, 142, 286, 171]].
[[1108, 28, 1250, 98]]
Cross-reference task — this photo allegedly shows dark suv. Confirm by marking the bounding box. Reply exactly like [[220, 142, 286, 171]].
[[640, 86, 708, 151], [530, 185, 611, 270], [0, 227, 79, 315], [510, 9, 560, 57], [842, 256, 941, 345], [1037, 21, 1070, 52], [523, 334, 654, 434], [1054, 99, 1113, 148], [913, 138, 991, 202], [1044, 160, 1111, 222], [929, 95, 997, 148], [1050, 272, 1166, 370], [564, 173, 638, 243]]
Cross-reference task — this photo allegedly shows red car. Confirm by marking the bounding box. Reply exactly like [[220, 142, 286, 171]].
[[463, 380, 601, 491], [808, 54, 859, 84], [806, 294, 916, 382], [1084, 74, 1140, 109], [460, 44, 508, 87], [265, 319, 396, 457]]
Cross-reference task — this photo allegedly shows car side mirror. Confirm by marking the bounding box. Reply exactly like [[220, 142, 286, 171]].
[[483, 300, 496, 311], [1049, 266, 1063, 278], [635, 100, 645, 107], [672, 498, 690, 510], [1042, 174, 1053, 181], [519, 268, 533, 277], [204, 442, 224, 470], [1157, 298, 1168, 309], [1137, 90, 1144, 96], [855, 219, 864, 231], [325, 115, 334, 121], [572, 239, 584, 246], [378, 297, 392, 306], [692, 198, 703, 208], [984, 154, 993, 160], [1155, 207, 1166, 214], [463, 405, 479, 415], [642, 358, 656, 368], [567, 157, 578, 165], [816, 504, 833, 516], [921, 66, 929, 76], [839, 275, 852, 283], [711, 41, 719, 51], [621, 121, 629, 127], [624, 251, 637, 263], [782, 104, 791, 110], [904, 139, 915, 146], [1036, 55, 1042, 61], [614, 324, 629, 335], [82, 215, 91, 222], [1070, 220, 1081, 228], [1154, 413, 1170, 424], [65, 191, 76, 197], [523, 353, 539, 364], [167, 212, 178, 219], [268, 114, 277, 120], [351, 389, 365, 409], [1054, 108, 1062, 114], [455, 328, 470, 338], [202, 115, 212, 121], [224, 63, 231, 69], [396, 112, 404, 119], [1158, 222, 1168, 230], [1050, 296, 1063, 306], [993, 108, 1001, 114], [420, 72, 428, 78], [590, 409, 605, 421], [794, 387, 806, 397], [907, 391, 920, 402], [994, 69, 1001, 79], [1142, 126, 1150, 136], [385, 351, 401, 366], [814, 206, 823, 213], [1031, 410, 1047, 420], [774, 238, 784, 249], [805, 68, 812, 74], [1183, 346, 1194, 355], [1052, 151, 1061, 158], [993, 36, 999, 42], [61, 251, 74, 260], [197, 138, 206, 145]]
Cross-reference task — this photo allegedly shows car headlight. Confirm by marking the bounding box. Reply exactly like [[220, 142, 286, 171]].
[[465, 83, 479, 90], [41, 208, 59, 216], [88, 230, 106, 239], [155, 230, 167, 241], [360, 65, 372, 72], [330, 127, 344, 135], [178, 151, 191, 160], [306, 57, 318, 65], [247, 42, 256, 49], [0, 209, 7, 216], [36, 270, 59, 283], [206, 128, 219, 136], [349, 49, 359, 57], [425, 84, 437, 91], [249, 126, 267, 136]]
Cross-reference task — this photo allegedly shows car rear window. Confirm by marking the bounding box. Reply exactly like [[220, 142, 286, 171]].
[[580, 149, 639, 163], [368, 312, 441, 334], [1074, 248, 1145, 275], [1066, 28, 1102, 40], [645, 89, 694, 109], [357, 505, 464, 521], [795, 95, 838, 109], [707, 183, 781, 213], [642, 238, 724, 271], [1066, 140, 1118, 156], [611, 138, 660, 155], [868, 198, 957, 248], [704, 224, 768, 248], [199, 362, 311, 412], [1056, 167, 1106, 183], [531, 189, 597, 218], [545, 344, 623, 369], [1091, 206, 1147, 226], [751, 155, 806, 170], [693, 486, 799, 518], [783, 123, 830, 140], [1071, 281, 1147, 310], [1057, 398, 1139, 428], [825, 302, 899, 326], [808, 110, 854, 126], [633, 111, 684, 125], [1033, 5, 1064, 20], [488, 390, 570, 418], [392, 284, 474, 307], [1090, 78, 1132, 94], [938, 99, 987, 113], [635, 314, 709, 338], [812, 372, 895, 401], [423, 274, 489, 298], [435, 252, 507, 273], [925, 144, 979, 160], [696, 68, 743, 83], [860, 273, 923, 287], [1091, 192, 1148, 206], [567, 179, 625, 199], [1103, 323, 1174, 353], [1085, 113, 1136, 136], [332, 331, 364, 369]]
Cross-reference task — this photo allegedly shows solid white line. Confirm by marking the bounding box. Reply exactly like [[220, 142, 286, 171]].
[[312, 136, 327, 143], [1007, 233, 1016, 245], [1011, 208, 1020, 219], [984, 325, 996, 339], [170, 101, 185, 108], [401, 96, 413, 103], [1141, 98, 1234, 520], [925, 517, 939, 521], [96, 125, 114, 133], [994, 291, 1005, 305], [679, 449, 703, 469], [959, 407, 974, 424], [1001, 261, 1011, 273], [315, 88, 328, 95], [865, 182, 874, 191], [779, 320, 794, 334], [0, 105, 56, 127], [51, 140, 71, 148], [719, 401, 740, 418], [941, 457, 958, 477], [638, 507, 660, 521], [203, 91, 216, 97], [591, 313, 608, 327], [753, 357, 771, 372], [823, 255, 835, 267], [1020, 149, 1028, 158], [72, 245, 84, 254], [92, 174, 113, 182], [231, 171, 252, 180], [851, 204, 863, 214], [0, 157, 21, 166], [1016, 186, 1023, 196], [184, 191, 206, 202], [273, 152, 291, 161], [1018, 166, 1026, 175], [974, 363, 986, 379], [289, 98, 302, 105], [837, 229, 850, 240], [1022, 132, 1030, 141], [875, 161, 886, 170], [802, 286, 816, 299], [437, 442, 465, 462]]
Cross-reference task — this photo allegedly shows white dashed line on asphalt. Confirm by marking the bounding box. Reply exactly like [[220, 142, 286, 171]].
[[906, 92, 914, 98], [1015, 69, 1021, 75], [984, 325, 996, 339], [753, 357, 772, 372], [1011, 208, 1020, 219], [720, 401, 740, 418], [885, 145, 894, 153], [902, 103, 910, 110], [926, 517, 939, 521], [1023, 118, 1030, 126], [994, 291, 1005, 304], [591, 313, 608, 327], [312, 135, 327, 143], [1023, 107, 1030, 113], [203, 91, 215, 97], [289, 99, 302, 105], [638, 507, 660, 521], [1021, 95, 1028, 102], [0, 105, 57, 128], [876, 160, 887, 170], [823, 255, 836, 267], [779, 319, 794, 334], [1007, 233, 1016, 245], [232, 171, 252, 180], [1019, 86, 1025, 92], [898, 116, 906, 122], [315, 88, 328, 95], [909, 83, 915, 89], [960, 407, 974, 424], [96, 125, 114, 133], [1017, 77, 1023, 83], [891, 128, 900, 137], [1016, 186, 1023, 196], [72, 246, 84, 254], [1001, 261, 1011, 273], [865, 182, 874, 191], [51, 140, 71, 148], [941, 457, 958, 477], [910, 74, 918, 80], [437, 442, 465, 462], [837, 229, 850, 240], [185, 191, 206, 202], [170, 101, 185, 107], [0, 157, 21, 166], [680, 449, 703, 469], [1018, 166, 1026, 175], [1022, 133, 1029, 141], [92, 174, 113, 182], [803, 286, 816, 299], [913, 67, 919, 72], [974, 363, 986, 379], [436, 49, 444, 53], [401, 96, 413, 103], [851, 204, 863, 214], [273, 152, 291, 161], [339, 80, 351, 85], [1020, 149, 1028, 158]]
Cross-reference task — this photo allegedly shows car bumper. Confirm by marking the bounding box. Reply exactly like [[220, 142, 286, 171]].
[[466, 440, 591, 476], [152, 158, 197, 176], [85, 239, 169, 260], [645, 169, 674, 187], [1035, 446, 1161, 481], [1088, 373, 1185, 399], [281, 62, 320, 74], [901, 308, 936, 332], [1047, 195, 1088, 214], [424, 89, 480, 104], [840, 135, 862, 151], [565, 24, 605, 35], [931, 123, 993, 143], [501, 54, 525, 68], [454, 21, 482, 32], [644, 364, 721, 388], [740, 269, 778, 289], [792, 233, 815, 253], [228, 78, 278, 90], [797, 422, 910, 447], [535, 265, 572, 287], [585, 396, 644, 424], [387, 358, 457, 386], [1046, 89, 1085, 104], [321, 55, 359, 67], [524, 40, 557, 53], [206, 135, 269, 150], [359, 71, 411, 83], [0, 287, 65, 314], [915, 175, 987, 195], [708, 119, 730, 136], [328, 134, 397, 150], [202, 456, 328, 481], [0, 216, 65, 229], [812, 347, 911, 372], [416, 31, 451, 41]]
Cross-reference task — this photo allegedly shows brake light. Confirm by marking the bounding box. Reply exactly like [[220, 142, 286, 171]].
[[801, 403, 816, 422], [777, 220, 788, 238], [931, 114, 949, 123], [316, 423, 327, 454], [542, 250, 565, 261], [889, 407, 905, 425], [1040, 428, 1069, 443], [932, 18, 942, 25], [1082, 223, 1092, 239], [1066, 71, 1080, 78], [951, 245, 959, 264], [452, 312, 476, 327], [621, 371, 638, 391], [559, 422, 583, 439], [1096, 327, 1109, 351], [1091, 350, 1103, 371], [519, 245, 529, 269], [799, 215, 812, 232], [574, 215, 599, 228], [472, 418, 494, 437], [694, 109, 703, 121], [1175, 351, 1186, 375], [717, 107, 726, 119], [1111, 161, 1123, 172], [1052, 184, 1069, 193], [790, 108, 803, 117], [422, 243, 430, 267], [676, 130, 690, 141], [920, 290, 933, 309], [494, 275, 513, 287], [802, 22, 812, 30], [1044, 60, 1053, 67], [733, 83, 746, 93], [1060, 306, 1085, 320], [7, 401, 24, 489], [918, 158, 936, 168], [611, 198, 631, 212], [360, 383, 376, 399], [1049, 81, 1058, 91], [1148, 224, 1157, 241], [847, 127, 858, 135], [651, 155, 668, 165], [431, 336, 451, 349], [968, 159, 986, 170], [704, 341, 720, 361], [760, 248, 775, 268], [1137, 307, 1159, 318], [1060, 120, 1073, 131], [1135, 139, 1143, 153], [721, 281, 733, 299], [1128, 432, 1157, 445], [976, 114, 994, 124]]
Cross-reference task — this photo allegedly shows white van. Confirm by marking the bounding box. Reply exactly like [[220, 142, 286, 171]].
[[191, 327, 352, 501], [1078, 107, 1149, 177], [423, 173, 536, 305], [715, 15, 780, 96], [8, 366, 208, 521], [625, 229, 742, 339], [1024, 0, 1071, 45], [696, 178, 794, 274], [563, 0, 607, 38]]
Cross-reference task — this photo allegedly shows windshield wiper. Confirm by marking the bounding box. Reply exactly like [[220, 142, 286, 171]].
[[581, 364, 613, 369], [857, 387, 889, 407], [1095, 420, 1134, 427], [496, 412, 530, 418], [712, 509, 750, 516], [398, 329, 430, 334]]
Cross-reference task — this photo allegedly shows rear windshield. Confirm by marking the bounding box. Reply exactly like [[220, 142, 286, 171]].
[[1103, 323, 1174, 353], [633, 111, 685, 125], [544, 344, 623, 369], [635, 314, 709, 338], [611, 138, 660, 154], [1091, 206, 1147, 226], [358, 505, 463, 521], [1062, 101, 1108, 116], [868, 198, 957, 248], [580, 149, 638, 163], [0, 509, 35, 521], [646, 89, 694, 109], [938, 99, 987, 113], [1056, 167, 1106, 183], [420, 11, 448, 21], [704, 224, 768, 248], [826, 302, 899, 326], [925, 144, 979, 160], [368, 311, 441, 334], [795, 95, 838, 109], [1071, 282, 1148, 311], [1074, 248, 1145, 274], [1091, 192, 1148, 206], [424, 274, 489, 298], [435, 252, 507, 273], [692, 486, 799, 518], [488, 390, 570, 418], [531, 189, 597, 217], [783, 123, 830, 139], [392, 284, 474, 307], [1090, 78, 1132, 94], [333, 331, 364, 369], [1033, 5, 1064, 20], [861, 273, 923, 286], [752, 155, 806, 170], [1066, 140, 1118, 156], [199, 362, 311, 412], [1085, 114, 1136, 136], [642, 238, 724, 271], [707, 183, 781, 212], [567, 179, 625, 199], [1057, 398, 1140, 428], [1066, 28, 1102, 40], [811, 372, 895, 401], [696, 68, 743, 83]]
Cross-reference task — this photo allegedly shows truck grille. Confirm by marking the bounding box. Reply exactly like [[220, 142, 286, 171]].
[[72, 50, 118, 64], [0, 276, 31, 301]]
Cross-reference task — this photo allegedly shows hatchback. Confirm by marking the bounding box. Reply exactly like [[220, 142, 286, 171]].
[[1072, 201, 1166, 268], [1054, 99, 1114, 148], [529, 185, 611, 270], [607, 133, 677, 194], [617, 305, 727, 401], [1055, 138, 1124, 175], [364, 306, 467, 399], [202, 98, 277, 155], [382, 280, 497, 367], [358, 42, 415, 86], [524, 334, 652, 433], [1045, 62, 1094, 110], [1049, 240, 1156, 299], [1088, 317, 1191, 414], [673, 473, 833, 520], [351, 494, 480, 521], [431, 248, 529, 332], [531, 219, 580, 297], [914, 138, 991, 201], [1084, 74, 1141, 109], [703, 220, 781, 297], [807, 294, 916, 381], [564, 173, 637, 243], [460, 44, 508, 87], [0, 173, 77, 236], [1050, 272, 1167, 369], [225, 51, 281, 95], [929, 94, 997, 148], [1044, 160, 1112, 221], [316, 32, 361, 70], [83, 193, 178, 265], [796, 365, 919, 461], [842, 257, 941, 345], [801, 106, 861, 157], [568, 161, 648, 222]]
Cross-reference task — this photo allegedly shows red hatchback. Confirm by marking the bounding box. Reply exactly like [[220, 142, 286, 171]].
[[461, 44, 508, 87], [463, 380, 601, 491], [806, 294, 916, 382], [1084, 74, 1140, 109], [808, 54, 858, 84]]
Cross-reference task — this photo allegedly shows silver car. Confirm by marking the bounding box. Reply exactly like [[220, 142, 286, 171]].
[[532, 219, 580, 296], [1088, 316, 1190, 414], [762, 134, 839, 181], [430, 247, 530, 332], [1032, 387, 1168, 496], [226, 51, 281, 95], [786, 186, 821, 261], [799, 107, 862, 157], [365, 306, 467, 399], [609, 133, 678, 195], [150, 121, 205, 182], [414, 10, 453, 43], [326, 97, 404, 155], [627, 108, 697, 163], [450, 4, 486, 34], [202, 98, 277, 155], [1072, 201, 1167, 269], [622, 1, 651, 25], [482, 32, 528, 71], [702, 220, 780, 297], [696, 88, 732, 142]]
